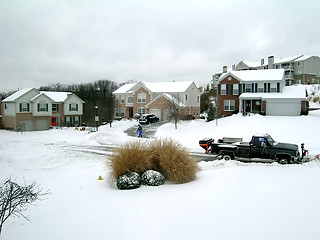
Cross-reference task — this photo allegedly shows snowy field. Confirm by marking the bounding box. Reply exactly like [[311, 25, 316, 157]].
[[1, 111, 320, 240]]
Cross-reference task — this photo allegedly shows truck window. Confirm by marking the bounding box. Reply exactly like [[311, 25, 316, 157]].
[[253, 137, 266, 147]]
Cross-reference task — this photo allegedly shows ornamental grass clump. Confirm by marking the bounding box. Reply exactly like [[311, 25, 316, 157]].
[[109, 141, 155, 181], [150, 138, 200, 184], [108, 138, 199, 186]]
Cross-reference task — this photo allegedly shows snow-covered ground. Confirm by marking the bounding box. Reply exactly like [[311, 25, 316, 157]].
[[1, 112, 320, 240]]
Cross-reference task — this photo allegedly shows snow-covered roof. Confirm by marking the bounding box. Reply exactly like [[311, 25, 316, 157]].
[[2, 88, 36, 102], [162, 93, 186, 107], [220, 69, 284, 82], [113, 81, 195, 94], [113, 83, 135, 94], [274, 55, 303, 64], [239, 85, 307, 100], [41, 91, 71, 102]]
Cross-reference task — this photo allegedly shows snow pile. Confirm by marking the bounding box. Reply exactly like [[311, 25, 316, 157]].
[[1, 113, 320, 240]]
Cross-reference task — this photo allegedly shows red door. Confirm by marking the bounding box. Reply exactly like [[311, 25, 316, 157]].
[[52, 117, 57, 127]]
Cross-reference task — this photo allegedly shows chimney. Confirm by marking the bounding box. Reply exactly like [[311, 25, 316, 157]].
[[261, 58, 264, 66], [268, 56, 274, 69], [223, 65, 227, 73]]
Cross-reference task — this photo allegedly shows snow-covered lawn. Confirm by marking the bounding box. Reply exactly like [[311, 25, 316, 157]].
[[1, 112, 320, 240]]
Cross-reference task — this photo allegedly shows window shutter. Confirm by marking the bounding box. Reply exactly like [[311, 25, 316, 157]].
[[38, 103, 40, 112], [268, 83, 270, 92], [76, 104, 78, 111], [218, 84, 221, 95], [239, 84, 242, 94], [231, 84, 233, 95], [255, 83, 258, 93], [243, 84, 245, 93], [277, 83, 280, 92], [264, 83, 267, 93], [69, 104, 71, 111], [46, 104, 48, 111], [27, 103, 30, 112], [19, 103, 22, 112], [226, 84, 229, 95], [251, 83, 254, 93]]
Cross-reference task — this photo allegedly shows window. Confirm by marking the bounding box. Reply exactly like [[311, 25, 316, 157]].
[[270, 82, 277, 92], [224, 100, 235, 111], [20, 102, 30, 112], [245, 84, 252, 93], [137, 107, 146, 115], [115, 108, 119, 116], [121, 107, 125, 117], [297, 62, 302, 67], [115, 95, 119, 104], [74, 116, 79, 125], [220, 84, 227, 95], [257, 83, 264, 92], [232, 84, 239, 95], [127, 96, 133, 104], [137, 93, 146, 103], [52, 104, 59, 112], [185, 94, 188, 101], [197, 96, 200, 103], [69, 103, 78, 111], [121, 95, 125, 104], [38, 102, 48, 112], [4, 104, 7, 110], [65, 116, 71, 126]]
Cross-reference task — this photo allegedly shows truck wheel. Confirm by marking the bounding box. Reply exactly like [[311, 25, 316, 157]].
[[278, 158, 289, 165], [222, 155, 232, 161]]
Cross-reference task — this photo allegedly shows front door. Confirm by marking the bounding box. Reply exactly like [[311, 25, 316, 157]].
[[129, 107, 133, 118], [52, 117, 57, 127], [245, 100, 251, 113]]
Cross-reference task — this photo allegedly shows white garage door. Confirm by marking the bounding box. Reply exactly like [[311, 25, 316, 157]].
[[35, 119, 49, 131], [266, 101, 301, 116], [19, 120, 33, 131], [150, 109, 161, 120]]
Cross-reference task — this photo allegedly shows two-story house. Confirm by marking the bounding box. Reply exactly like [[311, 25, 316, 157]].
[[212, 54, 320, 88], [218, 69, 308, 116], [113, 81, 201, 121], [1, 88, 85, 131]]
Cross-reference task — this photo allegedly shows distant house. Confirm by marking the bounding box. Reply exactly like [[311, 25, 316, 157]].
[[1, 88, 85, 131], [217, 69, 308, 116], [113, 81, 201, 121], [212, 54, 320, 88]]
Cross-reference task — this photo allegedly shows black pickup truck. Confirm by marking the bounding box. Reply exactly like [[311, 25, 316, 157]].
[[199, 134, 308, 164]]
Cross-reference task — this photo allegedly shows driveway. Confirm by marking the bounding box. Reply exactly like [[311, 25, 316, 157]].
[[124, 122, 163, 138]]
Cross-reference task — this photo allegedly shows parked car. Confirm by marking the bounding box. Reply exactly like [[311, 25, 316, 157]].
[[139, 114, 159, 124]]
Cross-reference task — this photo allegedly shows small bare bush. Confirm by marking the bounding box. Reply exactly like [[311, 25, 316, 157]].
[[108, 141, 155, 181], [150, 138, 200, 184]]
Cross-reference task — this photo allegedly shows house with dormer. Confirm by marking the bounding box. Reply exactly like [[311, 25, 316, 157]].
[[1, 88, 85, 131], [218, 69, 308, 116], [113, 81, 201, 121]]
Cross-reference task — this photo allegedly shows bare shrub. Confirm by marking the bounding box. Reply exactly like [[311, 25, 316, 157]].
[[108, 141, 155, 181], [150, 138, 200, 184]]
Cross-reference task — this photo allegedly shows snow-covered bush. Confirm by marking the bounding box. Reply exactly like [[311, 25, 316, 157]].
[[141, 170, 165, 186], [117, 172, 141, 190]]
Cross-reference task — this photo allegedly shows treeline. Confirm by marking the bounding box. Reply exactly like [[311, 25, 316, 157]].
[[39, 80, 119, 125]]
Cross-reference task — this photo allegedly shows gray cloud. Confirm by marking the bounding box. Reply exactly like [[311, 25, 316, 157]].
[[1, 0, 319, 92]]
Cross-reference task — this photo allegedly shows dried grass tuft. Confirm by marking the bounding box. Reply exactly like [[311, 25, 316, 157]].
[[108, 138, 200, 184], [150, 138, 200, 184], [108, 140, 155, 181]]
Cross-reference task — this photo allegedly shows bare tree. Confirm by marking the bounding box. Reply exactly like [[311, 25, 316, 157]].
[[165, 94, 184, 129], [0, 178, 49, 235]]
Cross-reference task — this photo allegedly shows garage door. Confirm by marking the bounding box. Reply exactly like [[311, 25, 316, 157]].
[[19, 120, 33, 131], [150, 109, 161, 120], [266, 101, 301, 116], [35, 119, 49, 131]]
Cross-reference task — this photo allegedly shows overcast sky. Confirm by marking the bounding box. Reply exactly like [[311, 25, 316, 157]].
[[1, 0, 319, 92]]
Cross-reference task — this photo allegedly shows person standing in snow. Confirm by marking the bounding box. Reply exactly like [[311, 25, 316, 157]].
[[137, 124, 143, 137]]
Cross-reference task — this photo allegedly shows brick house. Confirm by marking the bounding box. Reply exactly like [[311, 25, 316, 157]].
[[1, 88, 85, 131], [113, 81, 201, 121], [218, 69, 308, 116]]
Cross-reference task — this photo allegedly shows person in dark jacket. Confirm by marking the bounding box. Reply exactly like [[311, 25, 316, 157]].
[[137, 124, 143, 137]]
